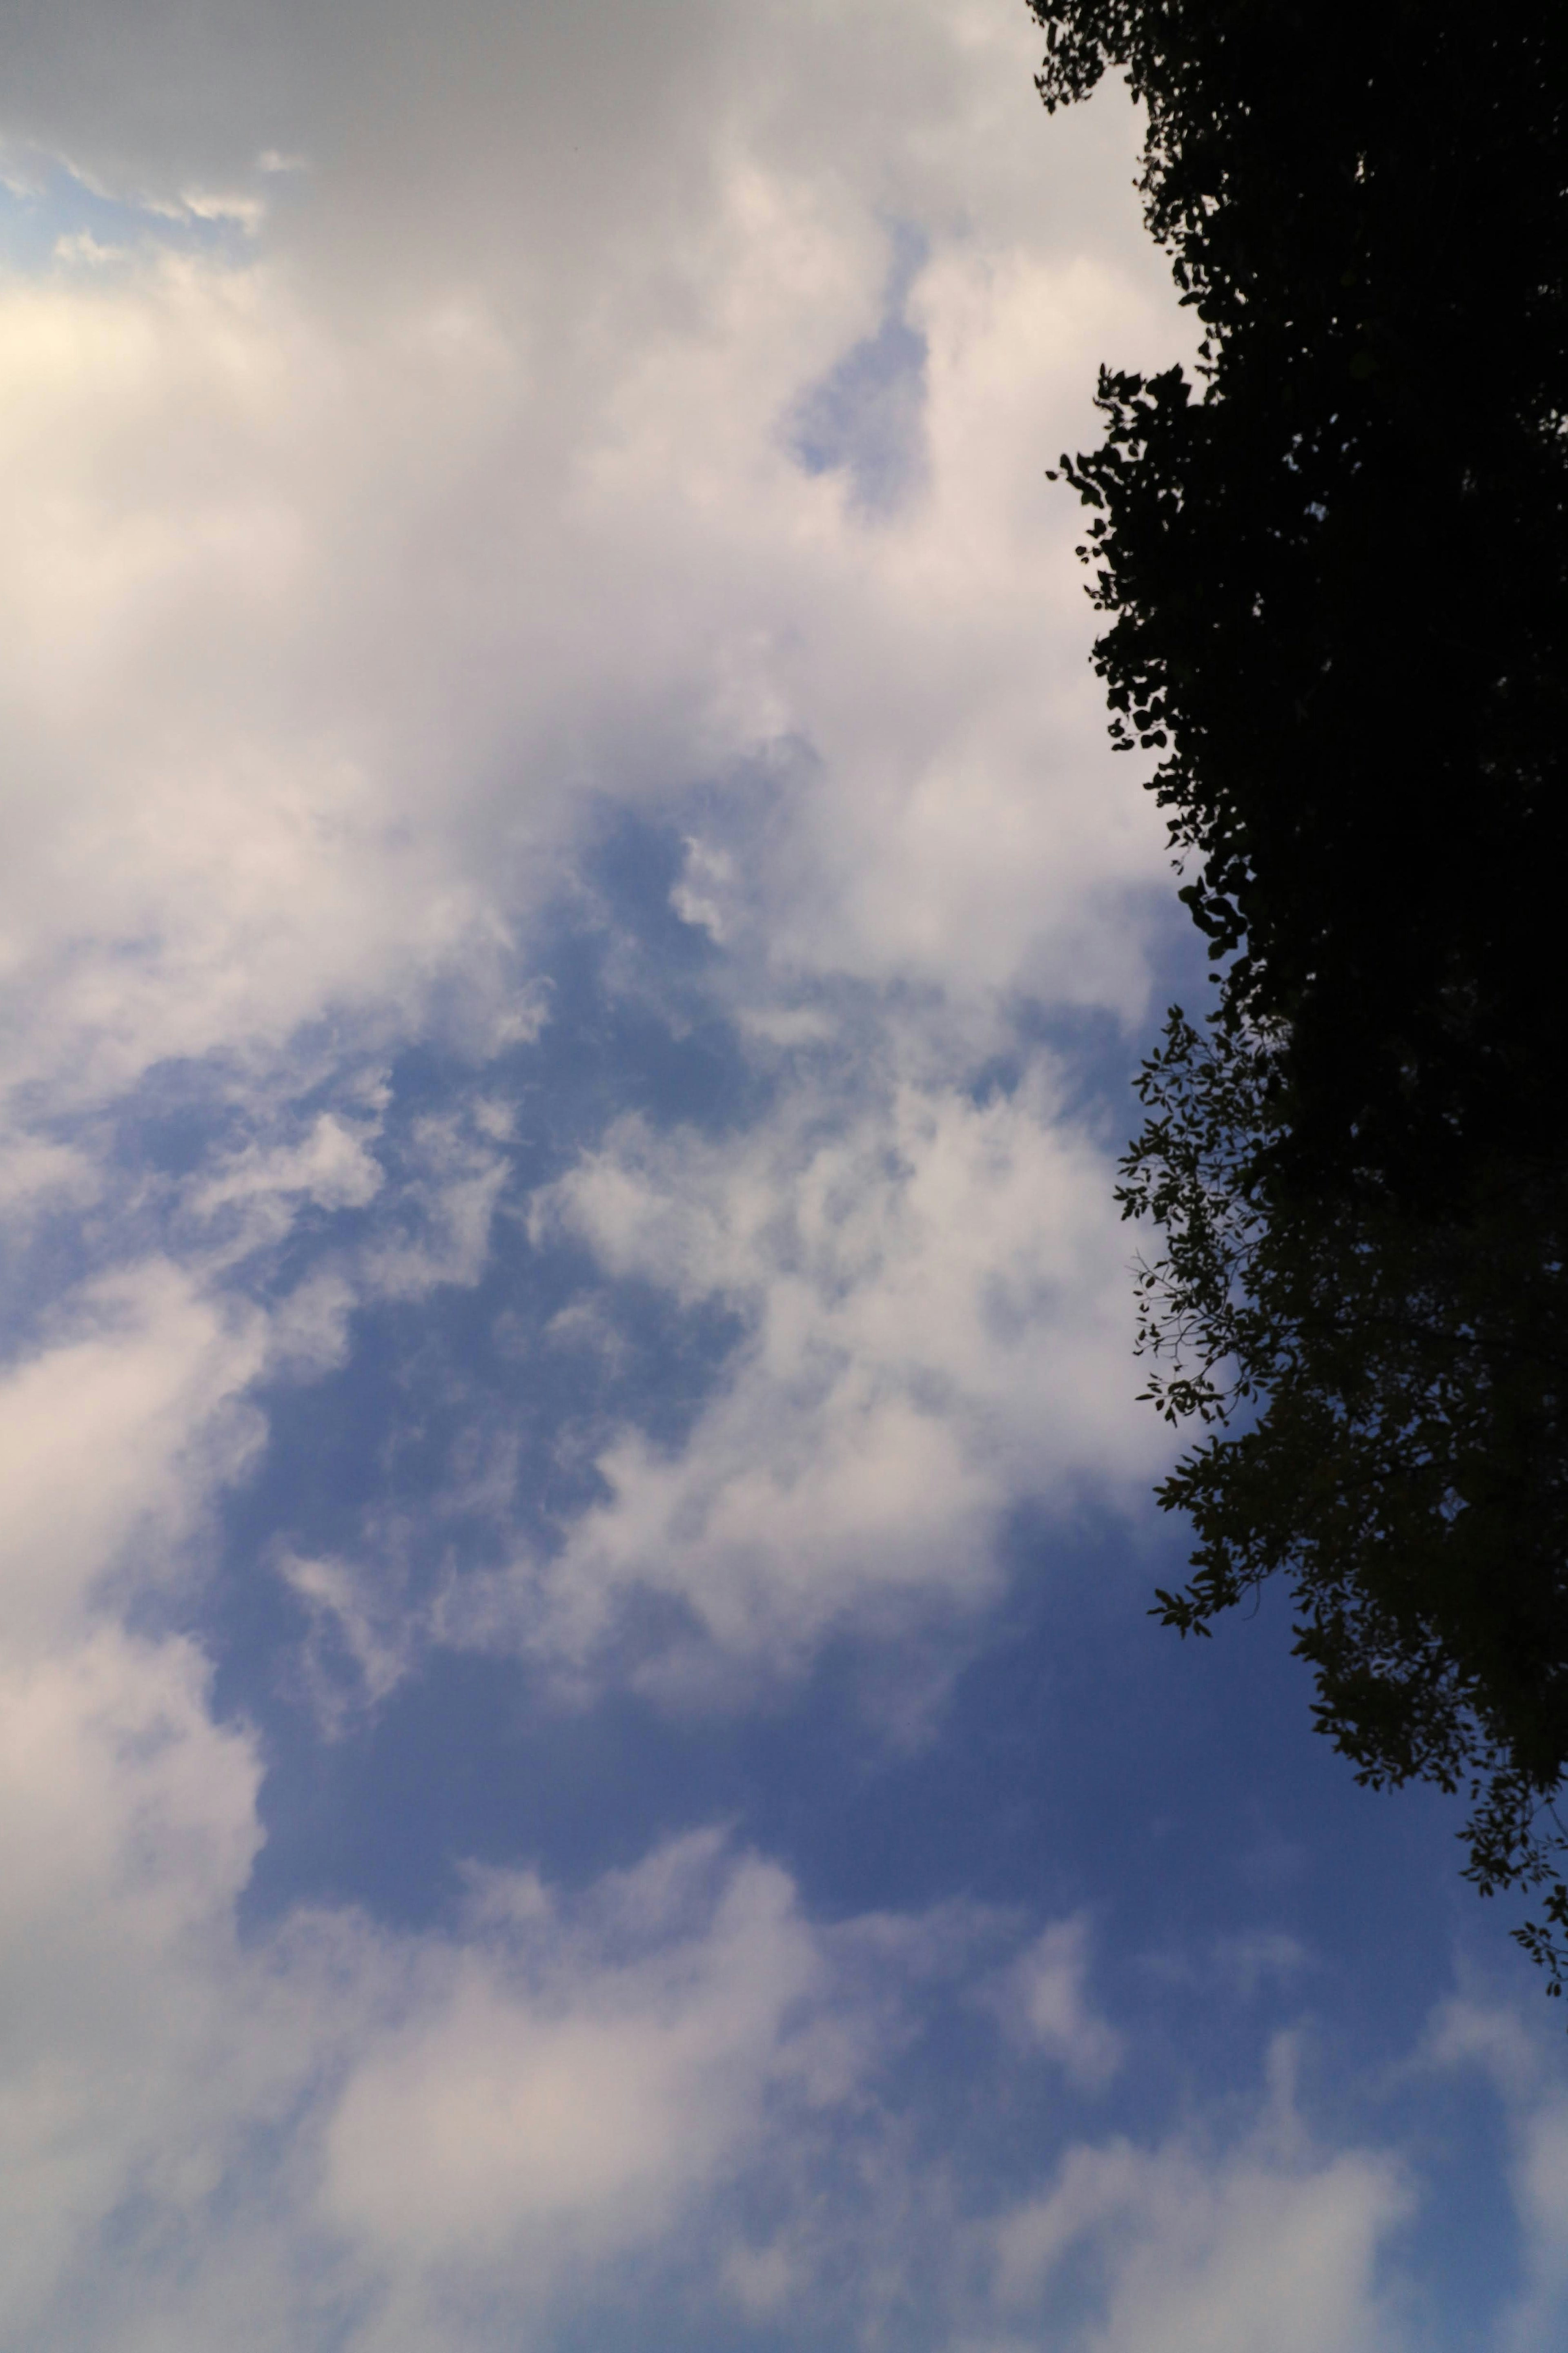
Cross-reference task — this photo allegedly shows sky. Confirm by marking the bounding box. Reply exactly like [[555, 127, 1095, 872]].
[[0, 2, 1563, 2347]]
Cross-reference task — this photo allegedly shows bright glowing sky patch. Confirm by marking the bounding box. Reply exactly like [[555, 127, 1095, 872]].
[[0, 2, 1560, 2347]]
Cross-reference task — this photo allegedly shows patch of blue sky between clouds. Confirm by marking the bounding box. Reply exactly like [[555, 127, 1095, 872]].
[[182, 783, 1130, 1734], [788, 223, 930, 516], [0, 148, 286, 272]]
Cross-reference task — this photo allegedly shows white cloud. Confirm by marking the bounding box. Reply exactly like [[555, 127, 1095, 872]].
[[0, 1559, 1438, 2353], [0, 0, 1199, 1729], [0, 1132, 98, 1214], [322, 1835, 831, 2268], [0, 1584, 953, 2349], [0, 1250, 1430, 2352], [472, 1055, 1160, 1694], [278, 1547, 417, 1732], [1425, 1997, 1568, 2352], [0, 248, 519, 1113], [993, 1914, 1124, 2089], [0, 1265, 1510, 2353], [0, 0, 1190, 1136], [0, 1264, 939, 2346], [0, 1288, 313, 2340], [0, 1625, 290, 2342], [51, 227, 127, 268], [0, 1260, 267, 1648], [361, 1108, 512, 1303], [988, 2065, 1414, 2352], [196, 1113, 384, 1218]]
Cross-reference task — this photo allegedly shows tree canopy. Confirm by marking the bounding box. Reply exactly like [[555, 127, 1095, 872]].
[[1032, 0, 1568, 1985]]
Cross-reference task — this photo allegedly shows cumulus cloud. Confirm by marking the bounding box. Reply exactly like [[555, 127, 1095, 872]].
[[0, 1182, 1444, 2353], [0, 1209, 1526, 2353], [0, 1644, 862, 2346], [0, 1213, 929, 2348], [0, 1536, 984, 2351], [322, 1836, 836, 2273], [0, 1286, 898, 2342], [0, 0, 1190, 1123], [0, 1258, 267, 1645], [0, 0, 1203, 1734], [0, 1483, 1442, 2353], [987, 2117, 1412, 2353], [435, 1052, 1163, 1695]]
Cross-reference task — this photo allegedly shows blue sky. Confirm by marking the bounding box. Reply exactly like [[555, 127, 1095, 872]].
[[0, 3, 1561, 2347]]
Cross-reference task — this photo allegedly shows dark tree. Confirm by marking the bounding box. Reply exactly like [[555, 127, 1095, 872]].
[[1032, 0, 1568, 1983]]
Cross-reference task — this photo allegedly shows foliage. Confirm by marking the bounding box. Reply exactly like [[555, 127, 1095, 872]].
[[1032, 0, 1568, 1983], [1121, 1009, 1568, 1985]]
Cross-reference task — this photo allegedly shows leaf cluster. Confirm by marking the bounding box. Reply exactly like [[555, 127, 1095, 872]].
[[1122, 1011, 1568, 1983], [1033, 0, 1568, 1985]]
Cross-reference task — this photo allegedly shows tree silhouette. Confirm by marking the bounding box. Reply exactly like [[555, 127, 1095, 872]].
[[1033, 0, 1568, 1985]]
